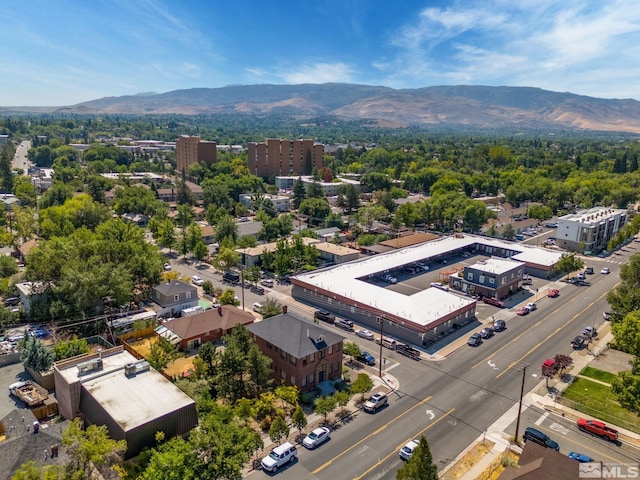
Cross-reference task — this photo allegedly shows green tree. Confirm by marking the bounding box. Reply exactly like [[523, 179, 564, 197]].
[[269, 414, 290, 444], [219, 288, 239, 306], [612, 311, 640, 356], [63, 418, 127, 479], [502, 223, 516, 241], [19, 335, 55, 374], [215, 215, 238, 244], [261, 297, 283, 319], [528, 204, 553, 221], [148, 337, 180, 372], [350, 373, 374, 401], [554, 252, 584, 278], [10, 460, 63, 480], [275, 384, 300, 413], [611, 360, 640, 416], [0, 255, 18, 277], [343, 341, 362, 362], [607, 254, 640, 323], [292, 177, 306, 210], [53, 336, 90, 360], [396, 436, 438, 480], [314, 395, 337, 423], [291, 404, 307, 434], [139, 437, 199, 480], [299, 198, 331, 226]]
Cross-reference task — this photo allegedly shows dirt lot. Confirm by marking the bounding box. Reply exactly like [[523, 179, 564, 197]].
[[126, 335, 196, 377]]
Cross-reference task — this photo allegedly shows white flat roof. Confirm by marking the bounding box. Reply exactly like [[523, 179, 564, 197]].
[[294, 234, 562, 328], [469, 257, 524, 274], [57, 349, 194, 432]]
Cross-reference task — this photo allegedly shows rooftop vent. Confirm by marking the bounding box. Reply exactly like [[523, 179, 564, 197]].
[[124, 360, 151, 377], [77, 358, 103, 374]]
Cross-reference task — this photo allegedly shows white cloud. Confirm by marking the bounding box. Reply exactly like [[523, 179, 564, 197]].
[[280, 62, 356, 84]]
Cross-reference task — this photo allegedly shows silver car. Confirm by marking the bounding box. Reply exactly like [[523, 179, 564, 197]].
[[302, 427, 330, 449]]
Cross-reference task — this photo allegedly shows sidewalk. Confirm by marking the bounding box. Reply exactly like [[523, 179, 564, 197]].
[[243, 371, 399, 476]]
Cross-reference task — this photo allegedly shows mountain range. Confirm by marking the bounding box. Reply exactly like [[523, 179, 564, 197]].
[[15, 84, 640, 134]]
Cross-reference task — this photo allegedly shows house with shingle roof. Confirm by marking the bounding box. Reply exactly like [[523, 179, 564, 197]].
[[157, 305, 254, 350], [246, 312, 345, 393], [150, 280, 198, 318]]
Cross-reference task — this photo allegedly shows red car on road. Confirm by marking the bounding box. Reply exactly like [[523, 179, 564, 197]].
[[516, 307, 530, 316], [547, 289, 560, 298]]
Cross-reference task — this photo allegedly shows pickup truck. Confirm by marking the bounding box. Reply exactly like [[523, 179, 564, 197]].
[[396, 344, 421, 360], [577, 418, 619, 442]]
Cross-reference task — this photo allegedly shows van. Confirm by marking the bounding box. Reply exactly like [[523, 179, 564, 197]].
[[261, 442, 297, 472], [523, 427, 559, 451], [3, 297, 20, 307], [223, 270, 240, 284]]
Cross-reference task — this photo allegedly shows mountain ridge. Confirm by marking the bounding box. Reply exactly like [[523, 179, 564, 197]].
[[8, 83, 640, 134]]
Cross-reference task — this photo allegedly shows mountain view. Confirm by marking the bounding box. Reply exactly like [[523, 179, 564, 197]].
[[45, 83, 640, 134]]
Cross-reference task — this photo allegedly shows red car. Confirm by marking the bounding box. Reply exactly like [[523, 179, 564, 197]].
[[547, 289, 560, 298], [516, 307, 529, 316]]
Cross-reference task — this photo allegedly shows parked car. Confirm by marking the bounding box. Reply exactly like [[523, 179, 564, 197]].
[[583, 326, 597, 338], [603, 311, 611, 320], [251, 285, 265, 295], [357, 350, 375, 366], [191, 275, 204, 286], [334, 318, 354, 332], [577, 418, 619, 441], [383, 274, 397, 284], [525, 302, 537, 311], [356, 329, 375, 340], [585, 267, 594, 274], [260, 278, 274, 287], [483, 297, 504, 308], [399, 439, 420, 460], [363, 392, 388, 412], [252, 302, 263, 313], [542, 358, 557, 372], [523, 427, 560, 451], [601, 267, 610, 274], [568, 452, 594, 463], [430, 282, 449, 291], [480, 327, 494, 339], [547, 289, 560, 298], [302, 427, 330, 449], [163, 263, 172, 271], [3, 297, 20, 307], [468, 333, 482, 347], [261, 442, 297, 472], [516, 307, 530, 316], [571, 336, 586, 349], [492, 319, 506, 332]]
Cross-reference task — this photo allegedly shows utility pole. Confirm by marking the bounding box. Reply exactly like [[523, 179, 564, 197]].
[[514, 365, 527, 445], [378, 316, 385, 378]]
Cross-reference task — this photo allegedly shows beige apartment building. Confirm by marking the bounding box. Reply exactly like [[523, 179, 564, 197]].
[[176, 135, 217, 172], [247, 138, 324, 177]]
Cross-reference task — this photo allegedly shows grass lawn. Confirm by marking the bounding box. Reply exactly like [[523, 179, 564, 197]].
[[561, 377, 640, 432], [579, 366, 617, 384]]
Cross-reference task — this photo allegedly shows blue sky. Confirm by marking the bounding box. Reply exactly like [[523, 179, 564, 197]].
[[1, 0, 639, 106]]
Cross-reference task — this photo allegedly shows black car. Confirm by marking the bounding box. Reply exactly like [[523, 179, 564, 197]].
[[492, 319, 506, 332], [480, 327, 494, 339], [571, 336, 586, 349], [468, 333, 482, 347]]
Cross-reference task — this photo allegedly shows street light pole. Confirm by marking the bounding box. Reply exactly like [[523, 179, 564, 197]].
[[240, 267, 245, 311]]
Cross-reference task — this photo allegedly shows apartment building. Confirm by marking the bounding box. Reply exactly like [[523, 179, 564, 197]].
[[175, 135, 217, 172], [247, 139, 324, 177], [557, 207, 627, 253]]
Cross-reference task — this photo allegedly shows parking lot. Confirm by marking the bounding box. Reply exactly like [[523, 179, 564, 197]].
[[0, 362, 32, 419]]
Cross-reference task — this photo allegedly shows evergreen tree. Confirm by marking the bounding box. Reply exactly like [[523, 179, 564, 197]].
[[292, 177, 306, 210], [396, 436, 438, 480]]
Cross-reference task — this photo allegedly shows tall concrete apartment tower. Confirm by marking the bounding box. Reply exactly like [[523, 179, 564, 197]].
[[176, 135, 217, 172], [247, 138, 324, 177]]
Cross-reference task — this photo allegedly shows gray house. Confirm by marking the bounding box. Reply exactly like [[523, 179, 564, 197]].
[[150, 280, 199, 318]]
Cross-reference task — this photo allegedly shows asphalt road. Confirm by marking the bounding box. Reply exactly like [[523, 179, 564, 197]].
[[12, 140, 31, 171], [243, 244, 638, 479]]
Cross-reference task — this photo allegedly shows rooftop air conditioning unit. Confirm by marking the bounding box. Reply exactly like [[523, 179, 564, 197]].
[[315, 335, 324, 343], [77, 358, 103, 374]]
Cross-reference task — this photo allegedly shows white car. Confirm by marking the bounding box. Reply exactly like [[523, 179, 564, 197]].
[[163, 263, 172, 271], [601, 267, 610, 274], [399, 439, 420, 460], [191, 275, 204, 286], [383, 274, 397, 284], [356, 329, 375, 340], [363, 392, 388, 413], [260, 278, 274, 287], [261, 442, 297, 472], [302, 427, 330, 449], [525, 302, 537, 311], [252, 302, 263, 312], [430, 282, 449, 291]]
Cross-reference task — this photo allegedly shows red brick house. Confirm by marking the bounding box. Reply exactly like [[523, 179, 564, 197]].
[[157, 305, 255, 350], [246, 312, 345, 393]]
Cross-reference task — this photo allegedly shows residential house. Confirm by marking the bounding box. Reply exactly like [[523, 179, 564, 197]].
[[314, 241, 361, 265], [246, 312, 345, 393], [150, 280, 199, 318], [156, 305, 254, 351], [498, 441, 578, 480]]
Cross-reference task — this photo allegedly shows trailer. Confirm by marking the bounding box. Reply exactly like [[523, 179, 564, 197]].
[[396, 344, 422, 360], [9, 380, 48, 407]]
